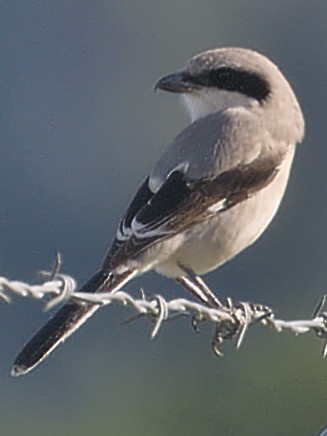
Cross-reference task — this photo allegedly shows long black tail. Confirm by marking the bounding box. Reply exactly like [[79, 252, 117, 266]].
[[11, 268, 135, 376]]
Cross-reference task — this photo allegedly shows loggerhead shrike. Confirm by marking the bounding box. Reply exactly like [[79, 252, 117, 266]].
[[12, 47, 304, 376]]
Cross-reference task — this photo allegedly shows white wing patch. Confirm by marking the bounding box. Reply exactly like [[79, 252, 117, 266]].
[[115, 177, 156, 241], [149, 161, 189, 193], [131, 215, 175, 239], [207, 198, 227, 213], [116, 222, 132, 241]]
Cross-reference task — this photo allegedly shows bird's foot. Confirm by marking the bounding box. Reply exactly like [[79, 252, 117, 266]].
[[210, 298, 273, 356]]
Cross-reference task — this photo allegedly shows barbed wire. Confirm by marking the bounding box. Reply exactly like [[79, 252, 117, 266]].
[[1, 270, 327, 357]]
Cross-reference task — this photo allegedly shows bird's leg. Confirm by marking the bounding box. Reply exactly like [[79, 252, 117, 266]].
[[176, 276, 211, 306], [176, 267, 250, 352], [176, 264, 223, 308]]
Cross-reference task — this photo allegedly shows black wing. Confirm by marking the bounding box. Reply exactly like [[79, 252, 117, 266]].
[[103, 154, 283, 269]]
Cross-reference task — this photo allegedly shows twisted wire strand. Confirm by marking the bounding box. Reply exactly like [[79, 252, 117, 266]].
[[1, 273, 326, 356]]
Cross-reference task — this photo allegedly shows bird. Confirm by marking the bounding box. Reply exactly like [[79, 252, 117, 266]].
[[12, 47, 304, 376]]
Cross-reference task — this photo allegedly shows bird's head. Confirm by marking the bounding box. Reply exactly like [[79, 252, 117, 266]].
[[155, 47, 304, 142]]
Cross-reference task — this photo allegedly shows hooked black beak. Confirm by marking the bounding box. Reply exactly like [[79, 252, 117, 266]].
[[154, 72, 200, 93]]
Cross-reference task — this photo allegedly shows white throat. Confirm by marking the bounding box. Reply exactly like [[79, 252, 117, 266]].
[[181, 89, 257, 122]]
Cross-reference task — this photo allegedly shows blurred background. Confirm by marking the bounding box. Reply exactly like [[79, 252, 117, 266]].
[[1, 1, 327, 435]]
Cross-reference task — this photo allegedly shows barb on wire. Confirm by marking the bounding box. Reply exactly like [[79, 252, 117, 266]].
[[0, 269, 327, 357]]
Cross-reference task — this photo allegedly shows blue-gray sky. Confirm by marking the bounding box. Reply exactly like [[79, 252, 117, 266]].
[[1, 2, 327, 435]]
